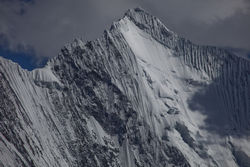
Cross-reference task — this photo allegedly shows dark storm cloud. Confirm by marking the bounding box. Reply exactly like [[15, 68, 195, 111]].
[[0, 0, 249, 59], [143, 0, 250, 49]]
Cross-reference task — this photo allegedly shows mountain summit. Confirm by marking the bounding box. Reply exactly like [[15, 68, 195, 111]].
[[0, 8, 250, 167]]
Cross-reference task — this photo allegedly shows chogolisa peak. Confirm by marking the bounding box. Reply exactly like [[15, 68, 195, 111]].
[[0, 8, 250, 167]]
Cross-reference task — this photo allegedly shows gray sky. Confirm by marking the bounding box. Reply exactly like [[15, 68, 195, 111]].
[[0, 0, 250, 60]]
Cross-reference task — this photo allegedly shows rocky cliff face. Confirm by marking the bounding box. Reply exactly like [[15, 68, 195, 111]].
[[0, 8, 250, 167]]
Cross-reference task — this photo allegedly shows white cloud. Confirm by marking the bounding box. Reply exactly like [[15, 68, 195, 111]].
[[191, 0, 249, 23]]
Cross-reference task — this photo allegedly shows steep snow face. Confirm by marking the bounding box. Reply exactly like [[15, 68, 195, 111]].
[[119, 17, 210, 166], [0, 8, 250, 167], [118, 15, 250, 166]]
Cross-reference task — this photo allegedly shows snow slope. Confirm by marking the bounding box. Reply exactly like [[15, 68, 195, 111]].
[[0, 7, 250, 167]]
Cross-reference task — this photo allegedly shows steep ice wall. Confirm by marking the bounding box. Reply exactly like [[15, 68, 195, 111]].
[[0, 8, 250, 167], [123, 8, 250, 132]]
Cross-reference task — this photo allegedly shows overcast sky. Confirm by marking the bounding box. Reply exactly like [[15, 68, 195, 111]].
[[0, 0, 250, 66]]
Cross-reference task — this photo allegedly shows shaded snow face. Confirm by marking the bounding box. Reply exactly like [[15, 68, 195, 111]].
[[119, 12, 250, 134], [0, 8, 250, 167], [117, 12, 250, 166]]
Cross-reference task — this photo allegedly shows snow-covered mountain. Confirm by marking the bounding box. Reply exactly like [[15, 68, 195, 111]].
[[0, 8, 250, 167]]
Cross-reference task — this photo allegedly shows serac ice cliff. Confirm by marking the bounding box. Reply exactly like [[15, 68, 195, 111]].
[[0, 8, 250, 167]]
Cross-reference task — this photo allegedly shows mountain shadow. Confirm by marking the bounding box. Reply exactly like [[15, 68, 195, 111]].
[[187, 50, 250, 137]]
